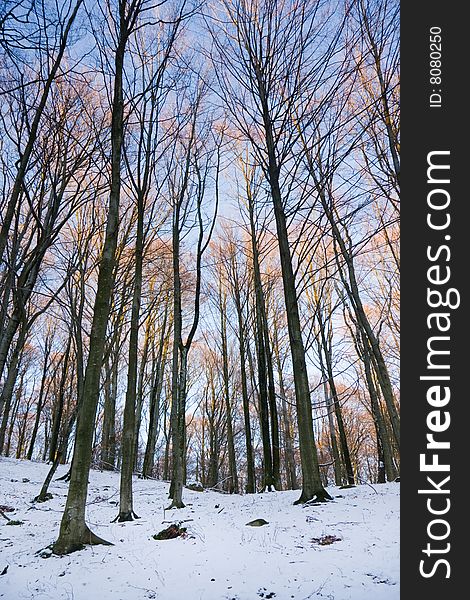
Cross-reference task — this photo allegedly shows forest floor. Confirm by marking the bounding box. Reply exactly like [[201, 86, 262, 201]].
[[0, 457, 399, 600]]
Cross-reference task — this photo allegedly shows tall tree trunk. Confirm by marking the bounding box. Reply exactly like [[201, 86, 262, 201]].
[[263, 131, 329, 502], [116, 185, 144, 522], [5, 374, 24, 457], [247, 193, 274, 491], [16, 395, 32, 459], [170, 346, 187, 508], [53, 11, 129, 553], [318, 350, 343, 486], [317, 312, 355, 486], [260, 293, 281, 490], [134, 314, 151, 471], [142, 306, 169, 479], [48, 337, 72, 463], [100, 355, 117, 471], [231, 258, 255, 493], [272, 196, 329, 501], [361, 329, 398, 482], [219, 286, 238, 494], [169, 186, 184, 505], [206, 372, 219, 489], [272, 321, 298, 490], [163, 418, 171, 481]]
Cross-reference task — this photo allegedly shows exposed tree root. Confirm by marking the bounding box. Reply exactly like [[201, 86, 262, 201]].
[[112, 511, 140, 523], [33, 492, 53, 503], [293, 488, 333, 505], [85, 526, 113, 546], [52, 526, 113, 555], [55, 470, 72, 482]]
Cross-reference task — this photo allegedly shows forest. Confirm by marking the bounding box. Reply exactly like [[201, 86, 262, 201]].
[[0, 0, 399, 566]]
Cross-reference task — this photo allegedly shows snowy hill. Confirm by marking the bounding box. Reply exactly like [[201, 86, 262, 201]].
[[0, 458, 399, 600]]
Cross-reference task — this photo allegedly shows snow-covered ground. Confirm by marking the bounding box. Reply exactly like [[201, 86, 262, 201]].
[[0, 457, 399, 600]]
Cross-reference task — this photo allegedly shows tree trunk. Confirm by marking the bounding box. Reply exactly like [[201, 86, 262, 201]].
[[260, 292, 281, 490], [219, 287, 238, 494], [115, 184, 144, 522], [100, 352, 118, 471], [231, 258, 255, 493], [361, 329, 398, 482], [169, 186, 184, 505], [264, 130, 329, 502], [247, 194, 274, 491], [320, 365, 343, 487], [49, 337, 72, 463], [318, 313, 354, 486], [206, 371, 220, 488], [142, 307, 169, 479], [169, 346, 187, 508], [134, 313, 151, 471], [16, 393, 33, 459], [53, 18, 128, 554], [273, 332, 298, 490], [5, 375, 23, 457]]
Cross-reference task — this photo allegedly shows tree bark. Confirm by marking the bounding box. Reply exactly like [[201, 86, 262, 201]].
[[133, 319, 151, 471], [247, 193, 274, 491], [142, 306, 169, 479], [115, 183, 145, 522], [219, 286, 238, 493], [53, 8, 129, 552], [48, 337, 72, 463], [361, 329, 398, 482], [317, 309, 354, 485], [272, 320, 298, 490], [262, 120, 329, 502], [260, 290, 281, 490]]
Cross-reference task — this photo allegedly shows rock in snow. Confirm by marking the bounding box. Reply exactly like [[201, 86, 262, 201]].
[[245, 518, 269, 527]]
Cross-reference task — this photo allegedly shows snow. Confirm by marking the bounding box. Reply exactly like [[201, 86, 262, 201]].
[[0, 457, 399, 599]]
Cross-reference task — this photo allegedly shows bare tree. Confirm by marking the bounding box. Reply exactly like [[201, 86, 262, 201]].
[[115, 4, 184, 521], [53, 0, 150, 555], [0, 0, 84, 266], [207, 0, 348, 502], [167, 83, 220, 508]]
